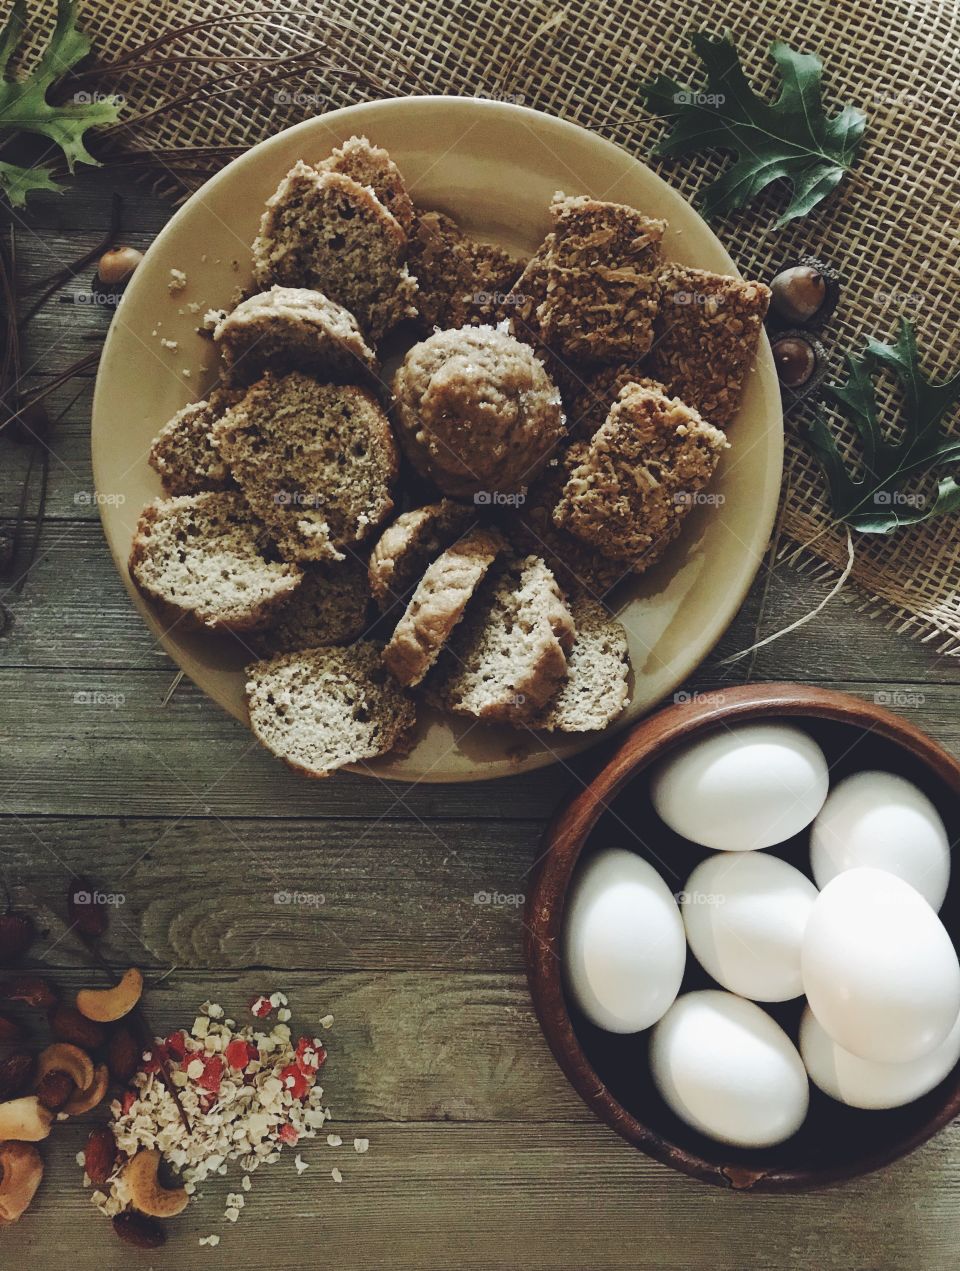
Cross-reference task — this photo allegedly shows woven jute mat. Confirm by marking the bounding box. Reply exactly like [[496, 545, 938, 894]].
[[67, 0, 960, 652]]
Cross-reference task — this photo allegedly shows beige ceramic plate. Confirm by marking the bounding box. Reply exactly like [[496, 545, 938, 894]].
[[92, 96, 783, 783]]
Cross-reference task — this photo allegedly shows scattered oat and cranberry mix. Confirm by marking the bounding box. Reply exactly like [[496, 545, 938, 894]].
[[78, 994, 367, 1238]]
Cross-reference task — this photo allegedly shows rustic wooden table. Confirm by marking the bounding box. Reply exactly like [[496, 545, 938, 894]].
[[1, 171, 958, 1270]]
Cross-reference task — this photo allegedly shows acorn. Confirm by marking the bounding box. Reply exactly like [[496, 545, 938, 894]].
[[771, 329, 828, 396], [92, 245, 143, 304], [769, 255, 839, 329]]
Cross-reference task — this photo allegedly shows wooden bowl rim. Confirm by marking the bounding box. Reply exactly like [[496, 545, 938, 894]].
[[523, 682, 960, 1192]]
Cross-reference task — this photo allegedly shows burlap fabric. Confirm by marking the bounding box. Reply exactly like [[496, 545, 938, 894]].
[[59, 1, 960, 649]]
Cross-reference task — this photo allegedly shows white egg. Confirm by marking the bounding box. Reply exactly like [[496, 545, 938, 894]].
[[802, 867, 960, 1063], [810, 770, 950, 910], [649, 990, 809, 1147], [799, 1006, 960, 1110], [682, 852, 818, 1001], [563, 848, 685, 1034], [649, 722, 829, 851]]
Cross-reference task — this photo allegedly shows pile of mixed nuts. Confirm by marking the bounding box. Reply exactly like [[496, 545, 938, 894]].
[[0, 887, 358, 1249]]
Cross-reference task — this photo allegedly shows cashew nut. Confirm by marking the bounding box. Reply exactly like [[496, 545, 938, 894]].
[[0, 1143, 44, 1224], [123, 1149, 190, 1219], [33, 1042, 94, 1095], [62, 1063, 109, 1116], [0, 1096, 54, 1141], [76, 968, 143, 1023]]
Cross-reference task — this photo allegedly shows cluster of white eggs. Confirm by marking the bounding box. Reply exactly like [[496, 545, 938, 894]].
[[563, 721, 956, 1149]]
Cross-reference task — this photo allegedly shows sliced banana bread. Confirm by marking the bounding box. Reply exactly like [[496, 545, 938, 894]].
[[368, 499, 475, 612], [537, 194, 665, 365], [426, 554, 575, 725], [246, 642, 416, 778], [252, 557, 372, 656], [382, 527, 505, 687], [129, 491, 302, 631], [407, 210, 524, 329], [554, 382, 728, 570], [531, 598, 629, 732], [251, 164, 418, 340], [507, 459, 631, 602], [317, 135, 416, 235], [212, 371, 398, 564], [650, 266, 771, 427], [214, 287, 378, 385], [148, 400, 232, 496]]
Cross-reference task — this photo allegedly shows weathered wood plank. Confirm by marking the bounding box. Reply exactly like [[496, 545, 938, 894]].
[[0, 666, 568, 818], [3, 1119, 960, 1269], [0, 816, 536, 971], [0, 969, 579, 1123], [1, 673, 956, 819]]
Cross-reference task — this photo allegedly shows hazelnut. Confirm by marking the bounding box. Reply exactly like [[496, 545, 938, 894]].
[[3, 401, 51, 447], [95, 245, 143, 288]]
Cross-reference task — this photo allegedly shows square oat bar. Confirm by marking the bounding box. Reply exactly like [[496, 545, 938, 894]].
[[537, 195, 665, 366], [554, 382, 727, 572], [649, 266, 771, 428]]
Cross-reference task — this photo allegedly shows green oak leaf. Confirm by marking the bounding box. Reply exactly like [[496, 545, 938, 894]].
[[638, 32, 867, 225], [0, 157, 60, 206], [0, 0, 121, 205], [803, 319, 960, 533]]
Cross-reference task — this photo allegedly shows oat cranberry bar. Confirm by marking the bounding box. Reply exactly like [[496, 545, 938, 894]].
[[649, 265, 771, 428], [537, 195, 665, 365]]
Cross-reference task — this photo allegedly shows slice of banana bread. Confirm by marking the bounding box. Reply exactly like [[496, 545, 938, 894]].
[[212, 371, 398, 564], [214, 287, 378, 385], [129, 491, 302, 631], [317, 135, 416, 235], [531, 598, 629, 732], [537, 194, 665, 366], [426, 554, 575, 725], [148, 400, 233, 496], [251, 164, 418, 340], [382, 527, 505, 687], [368, 500, 475, 612], [252, 557, 372, 656], [554, 382, 728, 571], [246, 642, 416, 778]]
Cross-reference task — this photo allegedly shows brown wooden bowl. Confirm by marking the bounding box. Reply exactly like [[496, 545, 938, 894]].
[[524, 683, 960, 1192]]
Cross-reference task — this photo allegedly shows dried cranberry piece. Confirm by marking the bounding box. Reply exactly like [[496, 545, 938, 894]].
[[279, 1063, 309, 1100]]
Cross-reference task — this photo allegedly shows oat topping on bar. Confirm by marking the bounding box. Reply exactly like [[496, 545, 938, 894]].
[[554, 381, 728, 571], [537, 195, 665, 366], [649, 265, 771, 428]]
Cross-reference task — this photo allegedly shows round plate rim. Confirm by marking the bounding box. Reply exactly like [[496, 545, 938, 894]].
[[92, 95, 784, 784]]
